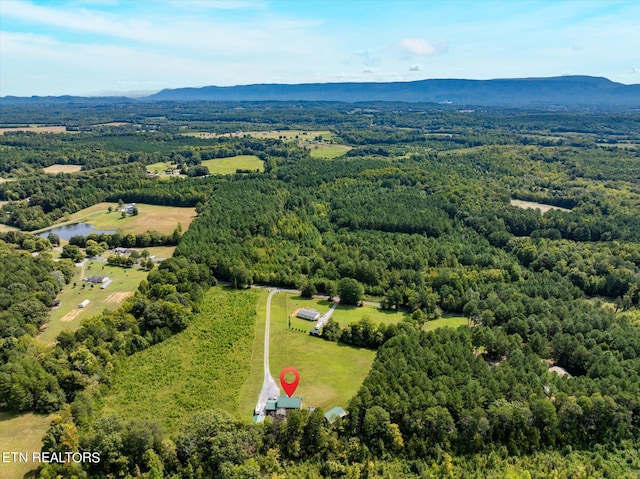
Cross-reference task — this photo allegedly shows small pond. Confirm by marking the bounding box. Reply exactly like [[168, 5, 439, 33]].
[[38, 222, 116, 240]]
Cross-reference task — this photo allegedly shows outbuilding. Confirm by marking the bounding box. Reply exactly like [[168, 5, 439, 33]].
[[78, 299, 90, 308], [297, 308, 321, 321], [324, 406, 347, 424]]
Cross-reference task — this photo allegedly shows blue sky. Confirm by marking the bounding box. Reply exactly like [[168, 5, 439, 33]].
[[1, 0, 639, 96]]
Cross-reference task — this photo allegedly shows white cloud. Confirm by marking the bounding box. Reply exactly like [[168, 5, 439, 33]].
[[397, 38, 444, 56]]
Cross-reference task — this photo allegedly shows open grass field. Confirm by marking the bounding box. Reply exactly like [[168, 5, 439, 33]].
[[58, 202, 196, 235], [308, 143, 352, 159], [281, 295, 408, 331], [145, 161, 177, 174], [42, 164, 83, 174], [510, 199, 571, 214], [0, 125, 67, 135], [424, 314, 468, 331], [267, 292, 377, 412], [141, 245, 177, 259], [100, 287, 259, 434], [38, 261, 148, 343], [0, 223, 19, 233], [201, 155, 264, 174], [0, 411, 55, 479], [240, 292, 467, 415]]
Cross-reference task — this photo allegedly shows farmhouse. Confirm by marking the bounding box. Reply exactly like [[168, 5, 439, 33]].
[[124, 203, 137, 214], [324, 406, 347, 424], [265, 396, 302, 419], [297, 308, 321, 321], [84, 275, 109, 284], [113, 247, 132, 255], [78, 299, 90, 308]]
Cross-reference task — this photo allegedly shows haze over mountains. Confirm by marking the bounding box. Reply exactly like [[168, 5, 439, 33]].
[[2, 76, 639, 108]]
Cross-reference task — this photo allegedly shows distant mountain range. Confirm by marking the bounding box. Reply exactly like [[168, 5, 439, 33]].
[[2, 76, 639, 108]]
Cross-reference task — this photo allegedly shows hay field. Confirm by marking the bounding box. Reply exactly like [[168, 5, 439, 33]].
[[202, 155, 264, 174], [510, 199, 571, 214], [0, 412, 55, 479], [0, 125, 67, 135], [43, 164, 83, 174]]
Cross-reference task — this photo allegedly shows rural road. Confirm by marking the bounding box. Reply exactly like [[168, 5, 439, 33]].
[[255, 289, 280, 416]]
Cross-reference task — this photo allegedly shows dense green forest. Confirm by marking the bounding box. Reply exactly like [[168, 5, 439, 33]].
[[0, 102, 639, 477]]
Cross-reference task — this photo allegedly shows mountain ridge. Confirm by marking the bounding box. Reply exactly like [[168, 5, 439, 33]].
[[1, 76, 638, 108]]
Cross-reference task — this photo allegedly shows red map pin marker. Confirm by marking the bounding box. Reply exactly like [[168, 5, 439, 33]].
[[279, 367, 300, 397]]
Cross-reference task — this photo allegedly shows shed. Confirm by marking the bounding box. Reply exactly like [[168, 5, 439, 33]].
[[297, 308, 321, 321], [324, 406, 347, 424], [78, 299, 90, 308], [101, 279, 113, 289]]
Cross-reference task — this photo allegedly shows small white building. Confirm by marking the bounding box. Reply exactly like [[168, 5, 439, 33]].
[[78, 299, 90, 308], [297, 308, 321, 321]]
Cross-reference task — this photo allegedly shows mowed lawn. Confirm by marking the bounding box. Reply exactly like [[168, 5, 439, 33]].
[[266, 292, 377, 412], [240, 293, 467, 415], [201, 155, 264, 174], [0, 411, 55, 479], [100, 287, 259, 434], [64, 202, 197, 235], [38, 261, 148, 343]]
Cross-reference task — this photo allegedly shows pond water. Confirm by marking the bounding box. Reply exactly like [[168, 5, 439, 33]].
[[39, 222, 115, 240]]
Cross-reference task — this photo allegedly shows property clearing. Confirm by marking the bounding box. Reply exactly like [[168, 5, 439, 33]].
[[61, 202, 197, 235], [0, 411, 55, 479], [43, 164, 83, 174], [510, 199, 571, 214], [38, 261, 148, 343], [201, 155, 264, 175]]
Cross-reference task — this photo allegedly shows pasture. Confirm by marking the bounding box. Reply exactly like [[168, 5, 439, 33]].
[[0, 411, 55, 479], [201, 155, 264, 174], [42, 164, 83, 174], [308, 143, 351, 159], [38, 261, 147, 343], [0, 125, 67, 135], [100, 287, 259, 433], [62, 202, 197, 235]]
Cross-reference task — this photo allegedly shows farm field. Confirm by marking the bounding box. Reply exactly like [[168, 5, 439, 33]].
[[145, 161, 178, 174], [0, 411, 55, 479], [0, 125, 67, 134], [510, 199, 571, 214], [54, 202, 196, 235], [201, 155, 264, 174], [42, 164, 83, 174], [100, 287, 259, 433], [308, 143, 351, 159], [38, 261, 148, 343]]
